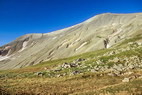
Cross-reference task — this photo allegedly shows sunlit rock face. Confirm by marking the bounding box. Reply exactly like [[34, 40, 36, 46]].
[[0, 13, 142, 70]]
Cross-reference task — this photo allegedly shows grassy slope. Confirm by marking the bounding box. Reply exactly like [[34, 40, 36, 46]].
[[0, 35, 142, 95]]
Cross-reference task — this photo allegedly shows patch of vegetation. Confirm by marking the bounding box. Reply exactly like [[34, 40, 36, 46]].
[[92, 79, 142, 95], [96, 35, 102, 38], [117, 34, 142, 47]]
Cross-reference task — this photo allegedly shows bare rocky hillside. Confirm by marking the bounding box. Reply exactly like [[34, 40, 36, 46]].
[[0, 13, 142, 70]]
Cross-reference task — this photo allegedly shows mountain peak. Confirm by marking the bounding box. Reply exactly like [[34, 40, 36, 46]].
[[0, 13, 142, 70]]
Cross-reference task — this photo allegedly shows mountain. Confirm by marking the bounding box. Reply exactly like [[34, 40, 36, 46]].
[[0, 13, 142, 70], [0, 13, 142, 95]]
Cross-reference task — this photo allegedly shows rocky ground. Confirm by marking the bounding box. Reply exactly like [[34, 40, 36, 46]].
[[0, 37, 142, 95], [35, 42, 142, 80]]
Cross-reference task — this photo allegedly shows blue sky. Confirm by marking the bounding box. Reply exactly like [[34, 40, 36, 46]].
[[0, 0, 142, 46]]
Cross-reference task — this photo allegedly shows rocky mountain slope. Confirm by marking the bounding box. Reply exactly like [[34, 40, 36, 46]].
[[0, 13, 142, 70], [0, 33, 142, 94]]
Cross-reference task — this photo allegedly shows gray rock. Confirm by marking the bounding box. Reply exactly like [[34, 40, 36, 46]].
[[71, 70, 80, 75], [109, 51, 116, 55], [111, 57, 120, 63], [90, 69, 98, 73], [96, 60, 104, 65], [123, 71, 133, 76], [137, 42, 142, 46], [128, 64, 135, 69], [122, 78, 130, 82], [138, 76, 142, 79], [70, 63, 79, 67], [54, 68, 62, 72], [107, 73, 117, 77], [113, 70, 121, 76], [56, 74, 61, 77], [34, 72, 44, 76], [76, 58, 85, 62], [61, 62, 80, 69], [61, 62, 71, 68]]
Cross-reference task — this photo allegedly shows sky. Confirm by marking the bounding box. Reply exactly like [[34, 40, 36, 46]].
[[0, 0, 142, 46]]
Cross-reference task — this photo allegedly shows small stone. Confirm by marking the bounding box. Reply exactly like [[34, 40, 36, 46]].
[[34, 72, 44, 76], [107, 73, 117, 77], [56, 74, 61, 77], [128, 42, 134, 45], [44, 67, 48, 70], [109, 51, 116, 55], [112, 57, 119, 63], [122, 78, 130, 82], [70, 63, 78, 67], [72, 70, 80, 75], [61, 62, 71, 68], [113, 70, 121, 76], [137, 42, 142, 46], [96, 60, 104, 65], [76, 58, 85, 62], [123, 71, 133, 76], [100, 74, 104, 76], [54, 68, 62, 72], [138, 76, 142, 79]]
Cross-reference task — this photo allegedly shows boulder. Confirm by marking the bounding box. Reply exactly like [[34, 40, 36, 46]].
[[61, 62, 71, 68]]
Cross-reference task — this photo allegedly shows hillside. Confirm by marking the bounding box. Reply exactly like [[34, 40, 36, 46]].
[[0, 33, 142, 94], [1, 13, 142, 70]]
